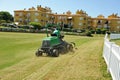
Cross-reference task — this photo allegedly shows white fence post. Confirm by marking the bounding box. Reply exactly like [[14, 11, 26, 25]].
[[107, 42, 114, 73], [118, 47, 120, 79], [103, 33, 120, 80]]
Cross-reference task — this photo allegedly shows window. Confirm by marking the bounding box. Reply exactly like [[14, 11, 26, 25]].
[[44, 14, 46, 17], [84, 18, 86, 20], [41, 14, 46, 17], [80, 17, 83, 20], [63, 16, 67, 20], [94, 20, 97, 23], [25, 19, 30, 22], [34, 19, 38, 22], [19, 13, 23, 16], [27, 13, 30, 17], [105, 21, 108, 24], [41, 14, 43, 16], [83, 23, 86, 25], [35, 13, 39, 16], [15, 14, 19, 16], [98, 20, 101, 24], [19, 18, 22, 22], [79, 23, 83, 26], [59, 16, 62, 20], [117, 26, 120, 29], [88, 19, 91, 21], [46, 14, 49, 18], [25, 19, 28, 22], [41, 20, 43, 22], [97, 25, 102, 28], [61, 16, 66, 20], [104, 24, 107, 28], [117, 21, 120, 24]]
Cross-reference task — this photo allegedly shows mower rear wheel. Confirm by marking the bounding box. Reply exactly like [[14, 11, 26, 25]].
[[52, 49, 59, 57], [59, 45, 66, 54], [35, 50, 42, 57]]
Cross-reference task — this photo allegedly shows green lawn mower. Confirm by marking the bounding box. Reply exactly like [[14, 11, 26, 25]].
[[35, 25, 75, 57]]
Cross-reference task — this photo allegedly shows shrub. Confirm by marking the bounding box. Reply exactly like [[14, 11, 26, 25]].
[[29, 22, 42, 30], [81, 29, 86, 33], [101, 29, 107, 34], [72, 29, 77, 32], [90, 30, 95, 34], [19, 25, 30, 29], [62, 28, 72, 32], [96, 28, 101, 34], [85, 31, 93, 37]]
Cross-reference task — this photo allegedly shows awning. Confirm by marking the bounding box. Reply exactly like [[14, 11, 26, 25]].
[[67, 17, 72, 19]]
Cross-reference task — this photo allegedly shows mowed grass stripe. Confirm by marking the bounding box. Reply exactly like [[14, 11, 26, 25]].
[[40, 39, 103, 80], [21, 39, 93, 80], [23, 39, 93, 80], [0, 57, 53, 80], [0, 32, 44, 70]]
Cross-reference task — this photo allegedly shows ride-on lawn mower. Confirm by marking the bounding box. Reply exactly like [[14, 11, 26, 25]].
[[35, 25, 75, 57]]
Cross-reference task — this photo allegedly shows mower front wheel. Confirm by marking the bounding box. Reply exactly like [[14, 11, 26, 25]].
[[35, 50, 43, 57], [52, 49, 59, 57]]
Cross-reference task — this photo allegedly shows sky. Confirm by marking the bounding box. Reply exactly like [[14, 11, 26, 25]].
[[0, 0, 120, 18]]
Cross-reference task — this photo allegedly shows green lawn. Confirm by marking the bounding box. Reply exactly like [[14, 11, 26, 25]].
[[0, 32, 111, 80], [0, 32, 44, 69], [111, 39, 120, 45]]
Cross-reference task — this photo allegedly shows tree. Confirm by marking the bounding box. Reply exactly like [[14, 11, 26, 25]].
[[0, 11, 13, 23], [29, 22, 41, 29]]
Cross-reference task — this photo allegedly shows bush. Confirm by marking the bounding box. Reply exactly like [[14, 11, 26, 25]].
[[85, 31, 93, 37], [19, 25, 30, 29], [101, 29, 108, 34], [90, 30, 95, 34], [29, 22, 42, 30], [95, 28, 109, 34], [96, 28, 101, 34], [106, 31, 111, 34], [81, 29, 86, 33], [72, 29, 77, 32], [62, 28, 72, 32]]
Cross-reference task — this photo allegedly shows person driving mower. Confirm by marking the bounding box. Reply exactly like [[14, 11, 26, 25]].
[[52, 28, 60, 36], [51, 28, 64, 39]]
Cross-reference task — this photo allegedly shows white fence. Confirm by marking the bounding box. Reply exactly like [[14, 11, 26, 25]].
[[110, 34, 120, 39], [103, 34, 120, 80]]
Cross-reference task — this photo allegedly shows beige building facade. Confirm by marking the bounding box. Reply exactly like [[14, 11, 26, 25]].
[[92, 14, 120, 32], [14, 5, 120, 32], [14, 5, 53, 26]]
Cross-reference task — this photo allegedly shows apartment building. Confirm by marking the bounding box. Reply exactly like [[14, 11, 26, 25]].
[[14, 5, 54, 26], [14, 5, 92, 28], [92, 14, 120, 32], [14, 5, 120, 32]]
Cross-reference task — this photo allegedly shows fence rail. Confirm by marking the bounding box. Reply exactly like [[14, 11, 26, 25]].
[[110, 34, 120, 39], [103, 34, 120, 80]]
